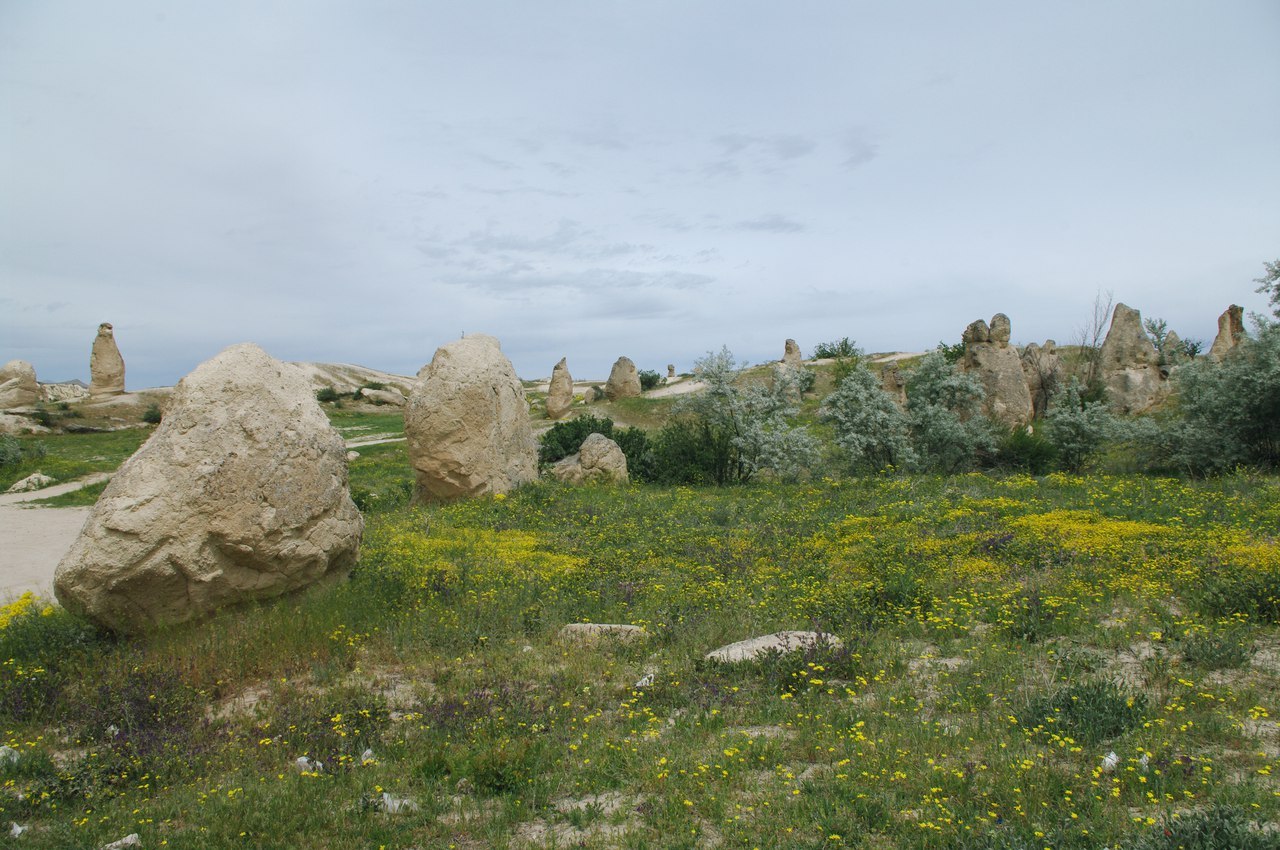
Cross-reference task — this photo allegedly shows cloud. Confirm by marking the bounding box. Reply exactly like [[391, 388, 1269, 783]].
[[842, 132, 879, 170], [445, 266, 713, 296], [713, 133, 816, 161], [452, 219, 653, 261], [732, 214, 806, 233]]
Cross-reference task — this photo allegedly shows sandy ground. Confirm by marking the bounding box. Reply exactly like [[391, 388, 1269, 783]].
[[0, 475, 110, 601]]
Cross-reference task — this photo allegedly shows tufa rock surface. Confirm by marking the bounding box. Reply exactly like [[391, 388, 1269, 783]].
[[546, 357, 574, 420], [0, 361, 39, 409], [1208, 304, 1245, 361], [550, 432, 629, 485], [959, 313, 1033, 426], [357, 387, 406, 407], [89, 323, 125, 397], [706, 631, 843, 664], [782, 339, 802, 367], [1020, 340, 1061, 419], [880, 362, 907, 409], [54, 343, 363, 634], [1098, 303, 1164, 413], [405, 334, 537, 502], [604, 356, 641, 400]]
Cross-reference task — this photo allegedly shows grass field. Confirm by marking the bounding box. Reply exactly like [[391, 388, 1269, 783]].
[[1, 411, 1279, 848]]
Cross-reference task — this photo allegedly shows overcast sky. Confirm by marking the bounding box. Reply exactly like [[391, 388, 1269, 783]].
[[2, 1, 1278, 387]]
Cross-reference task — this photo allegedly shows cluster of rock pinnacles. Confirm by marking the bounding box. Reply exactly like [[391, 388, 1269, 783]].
[[39, 302, 1250, 633]]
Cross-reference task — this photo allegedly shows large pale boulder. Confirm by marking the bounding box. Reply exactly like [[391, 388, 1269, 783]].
[[54, 343, 363, 633], [604, 356, 641, 400], [406, 335, 537, 502], [89, 323, 125, 397], [546, 357, 574, 420], [1021, 340, 1061, 419], [782, 339, 802, 367], [706, 631, 843, 664], [0, 361, 39, 409], [550, 432, 629, 485], [1208, 304, 1245, 361], [1099, 303, 1164, 413], [958, 314, 1033, 426]]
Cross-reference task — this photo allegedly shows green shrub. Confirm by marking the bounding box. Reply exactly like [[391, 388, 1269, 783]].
[[141, 403, 162, 424], [1124, 804, 1276, 850], [812, 337, 862, 360], [315, 386, 340, 403], [906, 352, 997, 473], [1019, 679, 1147, 745], [794, 367, 816, 394], [821, 364, 914, 471], [1044, 378, 1116, 472], [538, 415, 616, 465], [994, 425, 1058, 474], [637, 369, 663, 391], [936, 339, 966, 364], [1177, 627, 1254, 670], [0, 436, 46, 472]]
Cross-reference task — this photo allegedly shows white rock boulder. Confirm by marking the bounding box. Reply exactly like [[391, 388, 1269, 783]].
[[405, 334, 537, 502], [1099, 303, 1165, 413], [89, 323, 125, 397], [546, 357, 574, 420], [550, 432, 629, 485], [0, 361, 39, 409], [54, 343, 363, 633], [604, 357, 641, 400], [705, 631, 843, 664]]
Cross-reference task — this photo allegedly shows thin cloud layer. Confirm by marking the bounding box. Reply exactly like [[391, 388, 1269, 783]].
[[1, 2, 1277, 386]]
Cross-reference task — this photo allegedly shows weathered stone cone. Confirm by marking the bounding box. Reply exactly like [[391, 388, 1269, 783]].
[[782, 339, 802, 366], [0, 360, 39, 409], [89, 322, 125, 397], [604, 356, 641, 400], [1099, 303, 1164, 413], [1208, 304, 1244, 361], [959, 313, 1033, 426], [546, 357, 574, 420], [54, 343, 363, 634], [550, 432, 629, 485], [406, 334, 537, 502]]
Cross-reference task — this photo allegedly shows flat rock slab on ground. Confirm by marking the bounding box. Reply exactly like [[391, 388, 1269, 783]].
[[705, 631, 843, 663], [559, 623, 647, 642]]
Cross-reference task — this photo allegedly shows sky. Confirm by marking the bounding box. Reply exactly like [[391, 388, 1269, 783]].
[[2, 1, 1278, 387]]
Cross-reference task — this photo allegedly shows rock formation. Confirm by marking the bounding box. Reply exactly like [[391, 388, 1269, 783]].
[[54, 343, 363, 633], [959, 313, 1033, 426], [667, 364, 676, 379], [604, 356, 641, 400], [1020, 340, 1061, 419], [550, 433, 629, 485], [40, 381, 89, 403], [405, 334, 537, 502], [357, 387, 406, 407], [880, 363, 907, 408], [546, 357, 574, 420], [1098, 303, 1164, 413], [782, 339, 802, 367], [1208, 304, 1245, 361], [0, 361, 39, 409], [89, 323, 125, 397]]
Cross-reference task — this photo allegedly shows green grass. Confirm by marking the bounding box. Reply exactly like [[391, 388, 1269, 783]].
[[1, 472, 1278, 848], [29, 479, 109, 507], [0, 427, 151, 491]]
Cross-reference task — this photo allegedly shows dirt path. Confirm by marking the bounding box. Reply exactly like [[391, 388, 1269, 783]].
[[0, 474, 110, 601]]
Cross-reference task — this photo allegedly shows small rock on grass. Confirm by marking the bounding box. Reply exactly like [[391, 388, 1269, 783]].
[[100, 835, 141, 850], [705, 631, 842, 664], [559, 623, 647, 643]]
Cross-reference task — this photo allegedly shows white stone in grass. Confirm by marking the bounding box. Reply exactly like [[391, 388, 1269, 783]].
[[361, 748, 376, 765], [294, 755, 323, 773], [558, 623, 647, 642], [5, 472, 54, 493], [1101, 751, 1119, 773], [380, 792, 420, 814], [705, 631, 842, 664], [0, 745, 18, 764], [8, 822, 24, 837], [100, 835, 141, 850], [634, 673, 655, 689]]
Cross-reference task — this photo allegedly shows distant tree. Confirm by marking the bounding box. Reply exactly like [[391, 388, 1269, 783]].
[[1072, 289, 1114, 399], [904, 352, 997, 473], [1254, 258, 1280, 319]]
